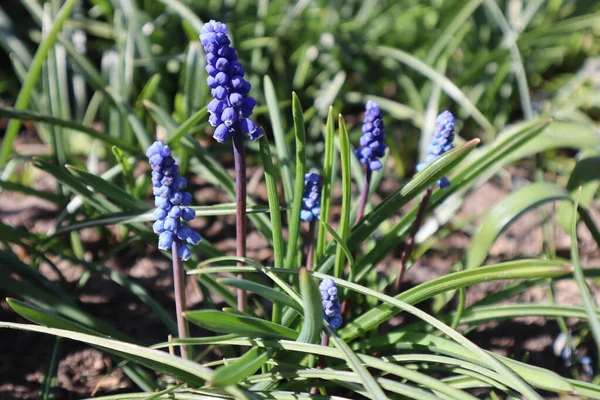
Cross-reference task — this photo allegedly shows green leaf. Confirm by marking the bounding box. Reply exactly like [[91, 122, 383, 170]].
[[39, 337, 61, 400], [263, 75, 293, 209], [356, 118, 551, 280], [218, 278, 302, 313], [466, 182, 572, 270], [32, 159, 116, 212], [0, 0, 79, 167], [0, 321, 221, 388], [400, 259, 573, 306], [209, 347, 272, 388], [208, 336, 474, 400], [313, 273, 541, 399], [144, 99, 178, 132], [296, 268, 323, 344], [334, 115, 352, 279], [182, 41, 206, 120], [0, 179, 65, 204], [315, 107, 336, 264], [345, 139, 479, 259], [156, 0, 204, 34], [558, 155, 600, 233], [326, 327, 388, 399], [184, 310, 298, 340], [165, 107, 208, 146], [319, 220, 355, 272], [0, 107, 137, 153], [358, 331, 575, 395], [66, 165, 146, 210], [258, 136, 284, 271], [283, 93, 306, 270], [376, 46, 494, 135], [53, 204, 271, 234], [571, 188, 600, 356], [7, 298, 106, 336]]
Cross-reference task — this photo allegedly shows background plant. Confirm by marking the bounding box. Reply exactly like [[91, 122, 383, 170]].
[[1, 0, 600, 399]]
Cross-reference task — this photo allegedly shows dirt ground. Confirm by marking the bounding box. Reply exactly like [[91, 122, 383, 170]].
[[1, 145, 600, 399]]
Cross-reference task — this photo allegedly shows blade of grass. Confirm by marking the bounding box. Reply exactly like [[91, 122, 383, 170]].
[[334, 115, 351, 279], [571, 188, 600, 371], [0, 0, 78, 167], [376, 46, 494, 136], [283, 93, 306, 270], [316, 106, 335, 263], [264, 75, 293, 209]]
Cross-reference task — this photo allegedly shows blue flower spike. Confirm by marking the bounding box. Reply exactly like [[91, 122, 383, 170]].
[[417, 110, 456, 189], [146, 141, 201, 261], [200, 20, 262, 143], [319, 278, 343, 329], [356, 100, 387, 171], [300, 172, 322, 222]]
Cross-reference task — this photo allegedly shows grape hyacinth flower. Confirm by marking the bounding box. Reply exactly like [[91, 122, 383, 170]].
[[147, 141, 201, 261], [300, 172, 322, 222], [417, 110, 456, 189], [201, 20, 260, 311], [200, 20, 262, 143], [356, 100, 386, 172], [319, 278, 343, 329]]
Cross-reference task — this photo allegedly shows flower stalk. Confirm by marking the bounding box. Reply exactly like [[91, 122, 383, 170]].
[[146, 140, 200, 358], [200, 20, 263, 311], [393, 185, 433, 291], [394, 110, 456, 290], [355, 168, 372, 224], [232, 131, 248, 311], [171, 242, 191, 359]]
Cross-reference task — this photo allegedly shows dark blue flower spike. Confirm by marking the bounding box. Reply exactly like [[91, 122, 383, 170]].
[[200, 20, 262, 143], [417, 110, 456, 189], [147, 141, 201, 261]]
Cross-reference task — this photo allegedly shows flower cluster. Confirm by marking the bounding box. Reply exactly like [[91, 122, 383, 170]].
[[200, 20, 262, 143], [300, 172, 322, 222], [319, 278, 343, 329], [417, 110, 456, 189], [356, 100, 386, 171], [147, 141, 201, 261]]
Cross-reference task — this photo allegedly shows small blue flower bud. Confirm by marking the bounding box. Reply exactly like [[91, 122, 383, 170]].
[[215, 57, 229, 71], [229, 92, 243, 107], [174, 177, 187, 191], [207, 98, 224, 115], [168, 206, 182, 218], [181, 192, 193, 206], [176, 226, 192, 240], [153, 220, 165, 233], [221, 107, 238, 126], [155, 197, 170, 209], [164, 217, 178, 231], [187, 231, 202, 245], [213, 124, 230, 143], [215, 71, 229, 85], [158, 231, 174, 250], [153, 208, 168, 220], [177, 243, 191, 261], [181, 207, 196, 221]]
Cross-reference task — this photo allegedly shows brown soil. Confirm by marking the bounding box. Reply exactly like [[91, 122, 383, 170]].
[[1, 153, 600, 399]]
